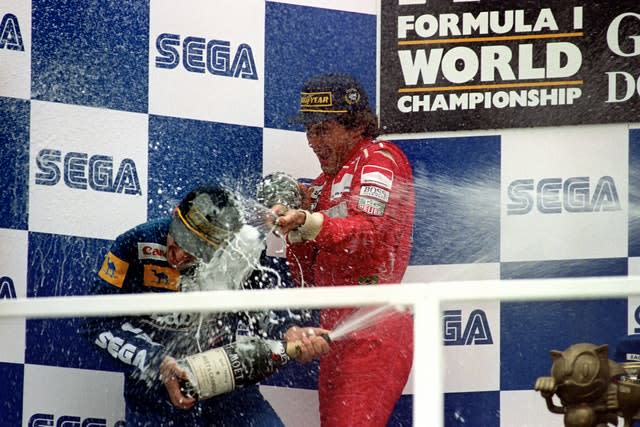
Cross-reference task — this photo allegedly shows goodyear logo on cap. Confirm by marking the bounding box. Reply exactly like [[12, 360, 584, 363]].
[[184, 204, 227, 247], [301, 91, 333, 109]]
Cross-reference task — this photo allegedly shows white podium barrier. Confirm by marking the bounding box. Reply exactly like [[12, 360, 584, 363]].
[[2, 277, 640, 426]]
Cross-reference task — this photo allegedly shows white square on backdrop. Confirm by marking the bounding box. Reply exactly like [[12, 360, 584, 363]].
[[628, 257, 640, 278], [260, 386, 320, 427], [402, 263, 500, 283], [22, 365, 125, 426], [0, 228, 27, 364], [262, 127, 320, 180], [149, 0, 265, 127], [500, 390, 564, 427], [29, 100, 148, 240], [501, 124, 628, 262], [442, 300, 500, 393], [0, 0, 31, 100]]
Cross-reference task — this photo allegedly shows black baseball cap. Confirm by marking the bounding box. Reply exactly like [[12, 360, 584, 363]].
[[289, 73, 371, 125], [169, 186, 243, 262]]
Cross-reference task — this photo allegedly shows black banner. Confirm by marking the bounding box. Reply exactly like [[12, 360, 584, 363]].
[[380, 1, 640, 133]]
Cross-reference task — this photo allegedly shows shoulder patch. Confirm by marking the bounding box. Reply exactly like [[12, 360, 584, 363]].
[[361, 165, 394, 190], [143, 265, 180, 291], [98, 251, 129, 288]]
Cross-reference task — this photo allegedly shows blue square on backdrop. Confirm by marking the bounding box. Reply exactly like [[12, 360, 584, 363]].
[[147, 115, 263, 218], [27, 232, 111, 298], [387, 395, 412, 427], [0, 362, 23, 426], [396, 136, 501, 265], [501, 258, 628, 280], [629, 129, 640, 256], [500, 299, 627, 391], [31, 0, 149, 112], [26, 316, 121, 371], [0, 97, 29, 230], [264, 2, 376, 131], [26, 232, 125, 371], [444, 391, 499, 427]]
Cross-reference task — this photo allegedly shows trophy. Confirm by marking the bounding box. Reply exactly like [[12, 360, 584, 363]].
[[535, 342, 640, 427]]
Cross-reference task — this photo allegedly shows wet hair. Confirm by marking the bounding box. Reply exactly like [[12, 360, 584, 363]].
[[336, 109, 381, 139]]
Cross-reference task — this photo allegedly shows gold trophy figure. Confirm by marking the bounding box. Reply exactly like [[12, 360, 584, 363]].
[[535, 342, 640, 427]]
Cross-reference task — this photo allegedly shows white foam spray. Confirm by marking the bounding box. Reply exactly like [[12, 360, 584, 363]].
[[329, 305, 412, 341], [182, 225, 266, 292]]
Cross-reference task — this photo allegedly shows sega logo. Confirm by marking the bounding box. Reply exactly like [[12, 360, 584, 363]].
[[0, 276, 17, 299], [0, 13, 24, 51], [95, 326, 148, 370], [633, 305, 640, 333], [443, 309, 493, 346], [28, 414, 125, 427], [155, 33, 258, 79], [507, 176, 620, 215], [35, 149, 142, 195]]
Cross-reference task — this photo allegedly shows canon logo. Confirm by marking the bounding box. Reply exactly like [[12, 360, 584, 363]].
[[138, 242, 167, 261], [142, 245, 166, 257]]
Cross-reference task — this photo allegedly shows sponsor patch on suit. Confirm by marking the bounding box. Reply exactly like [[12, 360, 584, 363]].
[[143, 265, 180, 290], [357, 197, 386, 216], [98, 252, 129, 288], [360, 185, 390, 202], [361, 165, 394, 189]]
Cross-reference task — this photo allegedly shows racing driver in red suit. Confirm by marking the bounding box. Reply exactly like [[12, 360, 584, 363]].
[[273, 73, 415, 427]]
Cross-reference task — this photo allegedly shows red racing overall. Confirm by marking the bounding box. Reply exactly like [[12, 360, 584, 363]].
[[287, 137, 415, 426]]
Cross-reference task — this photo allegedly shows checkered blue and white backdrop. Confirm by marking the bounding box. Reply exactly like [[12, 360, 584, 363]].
[[1, 0, 640, 426]]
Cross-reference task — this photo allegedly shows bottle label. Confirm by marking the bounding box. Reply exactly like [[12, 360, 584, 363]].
[[185, 348, 234, 400], [222, 339, 290, 386]]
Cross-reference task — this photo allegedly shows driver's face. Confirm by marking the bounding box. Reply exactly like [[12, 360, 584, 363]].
[[166, 234, 198, 271], [306, 120, 358, 177]]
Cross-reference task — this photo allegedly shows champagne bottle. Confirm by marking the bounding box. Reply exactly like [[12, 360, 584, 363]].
[[178, 337, 310, 400]]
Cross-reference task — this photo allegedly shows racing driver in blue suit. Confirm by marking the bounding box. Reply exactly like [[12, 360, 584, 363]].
[[83, 185, 329, 426]]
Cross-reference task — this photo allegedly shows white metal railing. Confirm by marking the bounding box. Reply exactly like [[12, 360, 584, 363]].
[[2, 276, 640, 425]]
